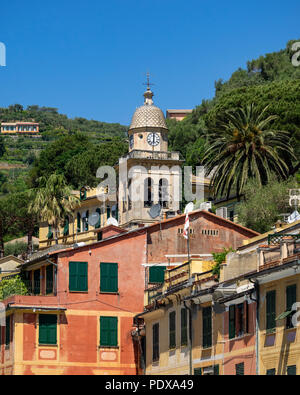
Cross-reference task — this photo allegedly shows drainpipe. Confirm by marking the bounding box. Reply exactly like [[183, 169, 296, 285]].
[[250, 279, 259, 375], [184, 300, 193, 376]]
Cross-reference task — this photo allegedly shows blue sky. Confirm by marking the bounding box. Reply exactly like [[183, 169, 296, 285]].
[[0, 0, 299, 126]]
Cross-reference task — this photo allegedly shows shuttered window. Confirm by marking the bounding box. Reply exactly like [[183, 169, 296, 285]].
[[287, 365, 297, 375], [169, 311, 176, 349], [266, 368, 276, 375], [77, 213, 81, 233], [194, 368, 202, 375], [153, 323, 159, 362], [100, 263, 118, 293], [5, 316, 11, 346], [235, 363, 244, 376], [69, 262, 88, 292], [100, 317, 118, 347], [46, 265, 54, 295], [286, 284, 297, 329], [63, 217, 69, 236], [39, 314, 57, 345], [202, 306, 212, 348], [149, 266, 166, 284], [34, 269, 40, 295], [266, 290, 276, 333], [229, 305, 236, 339], [181, 308, 188, 346]]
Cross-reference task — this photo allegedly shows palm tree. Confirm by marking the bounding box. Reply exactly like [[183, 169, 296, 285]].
[[29, 173, 79, 245], [203, 103, 295, 199]]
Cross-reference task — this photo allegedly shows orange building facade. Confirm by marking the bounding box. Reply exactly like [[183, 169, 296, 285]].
[[0, 228, 147, 375]]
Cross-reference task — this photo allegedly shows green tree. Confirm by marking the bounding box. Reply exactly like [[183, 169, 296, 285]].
[[237, 176, 299, 233], [203, 103, 295, 198], [0, 135, 6, 158], [0, 276, 28, 301], [29, 173, 79, 244]]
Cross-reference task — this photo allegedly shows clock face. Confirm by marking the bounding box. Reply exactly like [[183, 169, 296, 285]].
[[147, 132, 160, 146]]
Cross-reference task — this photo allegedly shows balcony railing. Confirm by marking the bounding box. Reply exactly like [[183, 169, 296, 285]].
[[0, 279, 55, 301], [123, 150, 181, 161]]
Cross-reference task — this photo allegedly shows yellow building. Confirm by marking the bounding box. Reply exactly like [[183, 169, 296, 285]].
[[39, 186, 118, 250], [140, 258, 220, 375]]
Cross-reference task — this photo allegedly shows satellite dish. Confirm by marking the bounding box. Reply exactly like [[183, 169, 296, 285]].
[[184, 202, 194, 215], [89, 212, 100, 227], [149, 204, 162, 219], [106, 217, 119, 227]]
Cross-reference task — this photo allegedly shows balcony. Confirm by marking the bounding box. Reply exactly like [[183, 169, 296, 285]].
[[122, 150, 181, 162]]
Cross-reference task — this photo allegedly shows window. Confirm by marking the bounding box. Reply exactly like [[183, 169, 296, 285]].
[[5, 316, 11, 346], [202, 306, 212, 348], [266, 290, 276, 333], [46, 265, 54, 295], [39, 314, 57, 345], [236, 303, 244, 337], [159, 178, 169, 208], [169, 311, 176, 349], [63, 217, 69, 236], [194, 368, 202, 375], [69, 262, 88, 292], [83, 210, 89, 232], [181, 308, 188, 346], [149, 266, 166, 284], [34, 269, 40, 295], [287, 365, 297, 375], [286, 285, 297, 329], [97, 231, 103, 241], [80, 188, 87, 200], [153, 323, 159, 362], [95, 208, 101, 229], [77, 213, 81, 233], [100, 317, 118, 347], [106, 206, 111, 219], [100, 263, 118, 293], [229, 305, 236, 339], [144, 178, 153, 208], [229, 302, 249, 339], [266, 368, 276, 375], [235, 363, 244, 375], [47, 225, 53, 240]]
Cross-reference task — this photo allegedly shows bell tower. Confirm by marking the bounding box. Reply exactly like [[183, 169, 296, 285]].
[[118, 77, 183, 229]]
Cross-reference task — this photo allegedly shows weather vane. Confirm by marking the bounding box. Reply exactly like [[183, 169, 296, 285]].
[[143, 72, 154, 90]]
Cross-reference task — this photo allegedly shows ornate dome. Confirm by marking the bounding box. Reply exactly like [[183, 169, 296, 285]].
[[129, 88, 168, 130]]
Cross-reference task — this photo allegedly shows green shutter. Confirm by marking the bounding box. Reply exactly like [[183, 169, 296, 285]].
[[107, 207, 111, 219], [47, 225, 53, 239], [152, 323, 159, 362], [214, 365, 220, 375], [229, 305, 236, 339], [236, 363, 244, 376], [266, 368, 276, 375], [77, 213, 81, 233], [63, 217, 69, 236], [100, 263, 118, 293], [266, 290, 276, 332], [169, 311, 176, 349], [203, 307, 212, 348], [39, 315, 57, 345], [149, 266, 166, 283], [34, 269, 40, 295], [194, 368, 202, 375], [286, 285, 297, 329], [69, 262, 88, 292], [5, 316, 10, 345], [46, 265, 53, 295], [287, 365, 297, 375], [100, 317, 118, 347], [181, 308, 188, 346]]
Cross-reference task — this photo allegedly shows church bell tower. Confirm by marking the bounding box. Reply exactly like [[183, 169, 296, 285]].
[[118, 76, 183, 228]]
